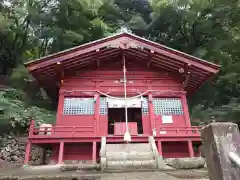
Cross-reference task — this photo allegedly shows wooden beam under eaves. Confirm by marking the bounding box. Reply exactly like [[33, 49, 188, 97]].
[[182, 63, 191, 90], [56, 61, 64, 87], [183, 71, 191, 89], [96, 49, 100, 68], [147, 50, 155, 68]]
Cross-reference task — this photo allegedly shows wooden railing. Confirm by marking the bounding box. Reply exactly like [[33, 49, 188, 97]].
[[28, 120, 201, 138], [157, 126, 202, 136], [28, 120, 95, 138]]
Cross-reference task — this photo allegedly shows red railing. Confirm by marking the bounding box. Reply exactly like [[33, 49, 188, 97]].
[[156, 126, 202, 136], [28, 120, 202, 138], [28, 120, 95, 138]]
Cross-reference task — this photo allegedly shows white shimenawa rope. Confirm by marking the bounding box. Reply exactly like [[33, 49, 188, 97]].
[[98, 90, 149, 100], [63, 90, 181, 100]]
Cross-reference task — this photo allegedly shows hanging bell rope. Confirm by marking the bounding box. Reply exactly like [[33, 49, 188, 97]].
[[122, 54, 131, 142]]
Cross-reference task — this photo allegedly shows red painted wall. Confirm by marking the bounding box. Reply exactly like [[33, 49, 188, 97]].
[[161, 141, 189, 158], [62, 72, 182, 94], [55, 115, 95, 136], [56, 115, 94, 126], [51, 143, 93, 162], [55, 61, 188, 136], [114, 122, 138, 135], [155, 115, 186, 129], [63, 143, 92, 161], [99, 115, 108, 136], [142, 115, 151, 134]]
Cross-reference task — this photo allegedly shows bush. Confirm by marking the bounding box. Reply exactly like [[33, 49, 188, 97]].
[[0, 88, 56, 133]]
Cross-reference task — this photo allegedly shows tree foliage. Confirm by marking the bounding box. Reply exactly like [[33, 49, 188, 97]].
[[0, 0, 240, 129], [0, 88, 55, 133]]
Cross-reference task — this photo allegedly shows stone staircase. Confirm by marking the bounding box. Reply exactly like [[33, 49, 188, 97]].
[[100, 136, 165, 171]]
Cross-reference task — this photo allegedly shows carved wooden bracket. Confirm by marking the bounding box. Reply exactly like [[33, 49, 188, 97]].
[[107, 38, 145, 50], [60, 90, 95, 96]]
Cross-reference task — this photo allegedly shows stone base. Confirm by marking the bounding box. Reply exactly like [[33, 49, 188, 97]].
[[102, 142, 159, 170], [156, 156, 168, 170], [165, 157, 205, 169], [107, 160, 157, 169], [0, 134, 49, 168], [60, 163, 100, 172]]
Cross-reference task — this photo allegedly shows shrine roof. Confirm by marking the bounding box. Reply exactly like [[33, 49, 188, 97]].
[[25, 31, 220, 98]]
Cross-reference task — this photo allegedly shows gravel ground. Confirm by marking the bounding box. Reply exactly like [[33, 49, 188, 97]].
[[0, 166, 209, 180]]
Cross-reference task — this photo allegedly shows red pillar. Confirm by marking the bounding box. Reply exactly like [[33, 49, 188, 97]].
[[157, 141, 162, 156], [188, 140, 194, 157], [28, 120, 35, 138], [148, 92, 155, 131], [56, 92, 64, 124], [58, 141, 64, 164], [24, 141, 31, 165], [181, 94, 191, 127], [94, 93, 100, 135], [92, 141, 97, 162]]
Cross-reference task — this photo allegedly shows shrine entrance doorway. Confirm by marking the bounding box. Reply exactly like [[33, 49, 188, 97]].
[[107, 98, 143, 135], [108, 108, 143, 135]]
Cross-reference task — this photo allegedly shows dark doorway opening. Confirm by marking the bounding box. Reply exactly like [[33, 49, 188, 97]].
[[108, 108, 143, 134]]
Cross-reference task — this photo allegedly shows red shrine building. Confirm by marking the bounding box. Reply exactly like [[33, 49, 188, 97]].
[[24, 31, 220, 165]]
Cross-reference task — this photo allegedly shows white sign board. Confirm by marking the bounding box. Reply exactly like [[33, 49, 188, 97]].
[[107, 98, 141, 108], [162, 115, 173, 124], [160, 131, 166, 134], [39, 124, 52, 135]]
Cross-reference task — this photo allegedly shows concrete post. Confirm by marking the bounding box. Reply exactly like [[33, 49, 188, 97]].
[[201, 122, 240, 180]]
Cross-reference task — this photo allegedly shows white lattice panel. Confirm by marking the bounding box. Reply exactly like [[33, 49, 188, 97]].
[[63, 98, 94, 115], [141, 97, 149, 115], [100, 97, 108, 115], [153, 98, 183, 115]]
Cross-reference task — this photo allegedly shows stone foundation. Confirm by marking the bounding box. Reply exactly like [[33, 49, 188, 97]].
[[61, 162, 100, 171], [0, 133, 49, 168], [165, 157, 205, 169]]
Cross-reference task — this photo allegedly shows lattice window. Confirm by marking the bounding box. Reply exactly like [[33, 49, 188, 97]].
[[141, 97, 149, 115], [100, 97, 108, 115], [153, 98, 183, 115], [63, 98, 94, 115]]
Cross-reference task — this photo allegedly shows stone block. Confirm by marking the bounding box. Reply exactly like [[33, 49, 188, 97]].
[[106, 152, 154, 161], [156, 156, 167, 169], [201, 122, 240, 180], [165, 157, 205, 169]]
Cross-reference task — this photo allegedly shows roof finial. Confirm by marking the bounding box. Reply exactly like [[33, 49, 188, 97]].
[[116, 26, 132, 34]]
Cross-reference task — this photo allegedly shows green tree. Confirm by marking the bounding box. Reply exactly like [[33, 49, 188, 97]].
[[1, 0, 240, 129]]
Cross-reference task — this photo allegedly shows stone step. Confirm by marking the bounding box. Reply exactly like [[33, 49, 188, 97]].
[[102, 142, 159, 170], [107, 160, 157, 169], [106, 143, 151, 153], [106, 152, 154, 161], [60, 163, 100, 171], [103, 168, 158, 173]]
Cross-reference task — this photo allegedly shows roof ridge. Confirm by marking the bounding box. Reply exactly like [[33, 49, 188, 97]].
[[25, 32, 126, 66], [25, 31, 220, 70]]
